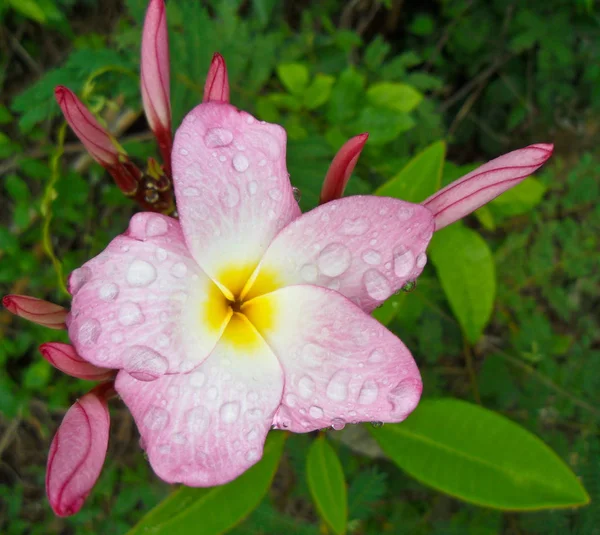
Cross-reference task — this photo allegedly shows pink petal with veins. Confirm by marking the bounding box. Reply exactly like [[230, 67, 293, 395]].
[[46, 383, 112, 517], [39, 342, 115, 381], [320, 133, 369, 204], [203, 53, 230, 103], [2, 294, 67, 329], [422, 143, 553, 231]]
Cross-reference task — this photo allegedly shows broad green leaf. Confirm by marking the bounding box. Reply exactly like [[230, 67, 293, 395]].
[[127, 432, 287, 535], [306, 436, 347, 535], [428, 224, 495, 343], [489, 177, 547, 218], [304, 74, 335, 110], [369, 398, 590, 510], [277, 63, 310, 95], [366, 82, 423, 113], [372, 293, 406, 325], [352, 106, 415, 146], [327, 68, 365, 123], [375, 140, 445, 202], [8, 0, 46, 23]]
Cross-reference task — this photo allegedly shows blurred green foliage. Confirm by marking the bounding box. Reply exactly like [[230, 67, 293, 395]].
[[1, 0, 599, 534]]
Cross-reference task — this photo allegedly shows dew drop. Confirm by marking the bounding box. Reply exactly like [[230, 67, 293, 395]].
[[326, 370, 350, 402], [402, 280, 417, 293], [220, 183, 240, 208], [99, 282, 119, 301], [302, 343, 326, 368], [232, 153, 249, 172], [331, 418, 346, 430], [204, 127, 234, 148], [416, 252, 427, 269], [118, 301, 144, 326], [388, 379, 420, 418], [317, 243, 352, 277], [69, 266, 92, 295], [300, 263, 318, 282], [397, 205, 414, 221], [292, 187, 301, 202], [268, 187, 282, 201], [362, 249, 382, 265], [246, 449, 260, 462], [363, 269, 391, 301], [247, 429, 258, 441], [368, 349, 384, 363], [309, 406, 324, 418], [186, 406, 209, 433], [220, 402, 240, 423], [143, 406, 169, 431], [179, 148, 188, 156], [170, 262, 188, 278], [155, 248, 168, 262], [393, 247, 415, 278], [111, 332, 123, 344], [125, 346, 168, 381], [77, 318, 101, 346], [247, 181, 258, 195], [370, 421, 384, 428], [285, 393, 297, 407], [126, 259, 157, 287], [340, 218, 369, 236], [298, 376, 316, 399], [358, 380, 379, 405]]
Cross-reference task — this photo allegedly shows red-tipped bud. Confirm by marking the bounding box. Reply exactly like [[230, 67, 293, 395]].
[[203, 53, 230, 103], [319, 133, 369, 204], [46, 383, 113, 516], [141, 0, 172, 175], [422, 143, 553, 231], [39, 343, 115, 381], [3, 294, 67, 330]]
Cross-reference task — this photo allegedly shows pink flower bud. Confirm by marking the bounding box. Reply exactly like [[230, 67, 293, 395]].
[[46, 383, 112, 516], [319, 133, 369, 204], [55, 86, 141, 194], [2, 294, 67, 330], [422, 143, 553, 231], [55, 86, 120, 167], [203, 53, 230, 103], [141, 0, 172, 175], [39, 343, 115, 381]]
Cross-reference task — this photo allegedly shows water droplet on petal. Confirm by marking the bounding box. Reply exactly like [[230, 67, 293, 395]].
[[326, 370, 350, 402], [401, 280, 417, 293], [368, 349, 384, 363], [246, 449, 260, 462], [143, 406, 169, 430], [179, 148, 188, 156], [70, 266, 92, 295], [298, 376, 316, 399], [292, 187, 301, 202], [285, 393, 297, 407], [370, 421, 384, 428], [317, 243, 352, 277], [331, 418, 346, 430], [232, 153, 249, 172], [125, 346, 168, 381], [363, 269, 391, 301], [170, 262, 188, 278], [340, 218, 369, 236], [220, 183, 240, 208], [183, 187, 200, 197], [397, 205, 414, 221], [99, 283, 119, 301], [268, 187, 282, 201], [416, 252, 427, 269], [220, 402, 240, 423], [393, 247, 415, 278], [145, 216, 168, 237], [358, 380, 379, 405], [302, 343, 326, 368], [118, 301, 144, 326], [77, 319, 101, 345], [247, 181, 258, 195], [309, 406, 324, 418], [300, 264, 318, 282], [362, 249, 382, 265], [388, 379, 420, 418], [186, 406, 209, 433], [204, 127, 234, 148], [155, 248, 168, 262], [127, 260, 157, 287]]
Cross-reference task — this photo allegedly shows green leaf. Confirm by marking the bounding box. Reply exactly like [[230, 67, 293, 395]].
[[375, 140, 445, 202], [277, 63, 310, 95], [369, 398, 590, 510], [127, 432, 287, 535], [306, 436, 347, 535], [327, 68, 365, 124], [352, 106, 415, 145], [489, 177, 547, 218], [428, 224, 495, 344], [366, 82, 423, 113], [7, 0, 46, 23], [304, 74, 335, 110]]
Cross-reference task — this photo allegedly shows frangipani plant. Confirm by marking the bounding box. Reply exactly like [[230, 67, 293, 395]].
[[5, 0, 580, 523]]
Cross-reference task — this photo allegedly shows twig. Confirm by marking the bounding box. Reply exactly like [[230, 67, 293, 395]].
[[464, 339, 481, 404]]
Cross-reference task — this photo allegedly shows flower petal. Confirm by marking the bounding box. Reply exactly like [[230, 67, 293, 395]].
[[68, 213, 228, 375], [115, 314, 283, 486], [320, 133, 368, 204], [203, 53, 230, 103], [39, 342, 115, 381], [46, 384, 111, 517], [141, 0, 172, 173], [171, 102, 301, 296], [2, 294, 67, 329], [243, 285, 422, 432], [422, 143, 553, 231], [245, 196, 434, 311]]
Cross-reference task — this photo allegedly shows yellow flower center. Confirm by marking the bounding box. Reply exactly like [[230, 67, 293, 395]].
[[200, 263, 280, 351]]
